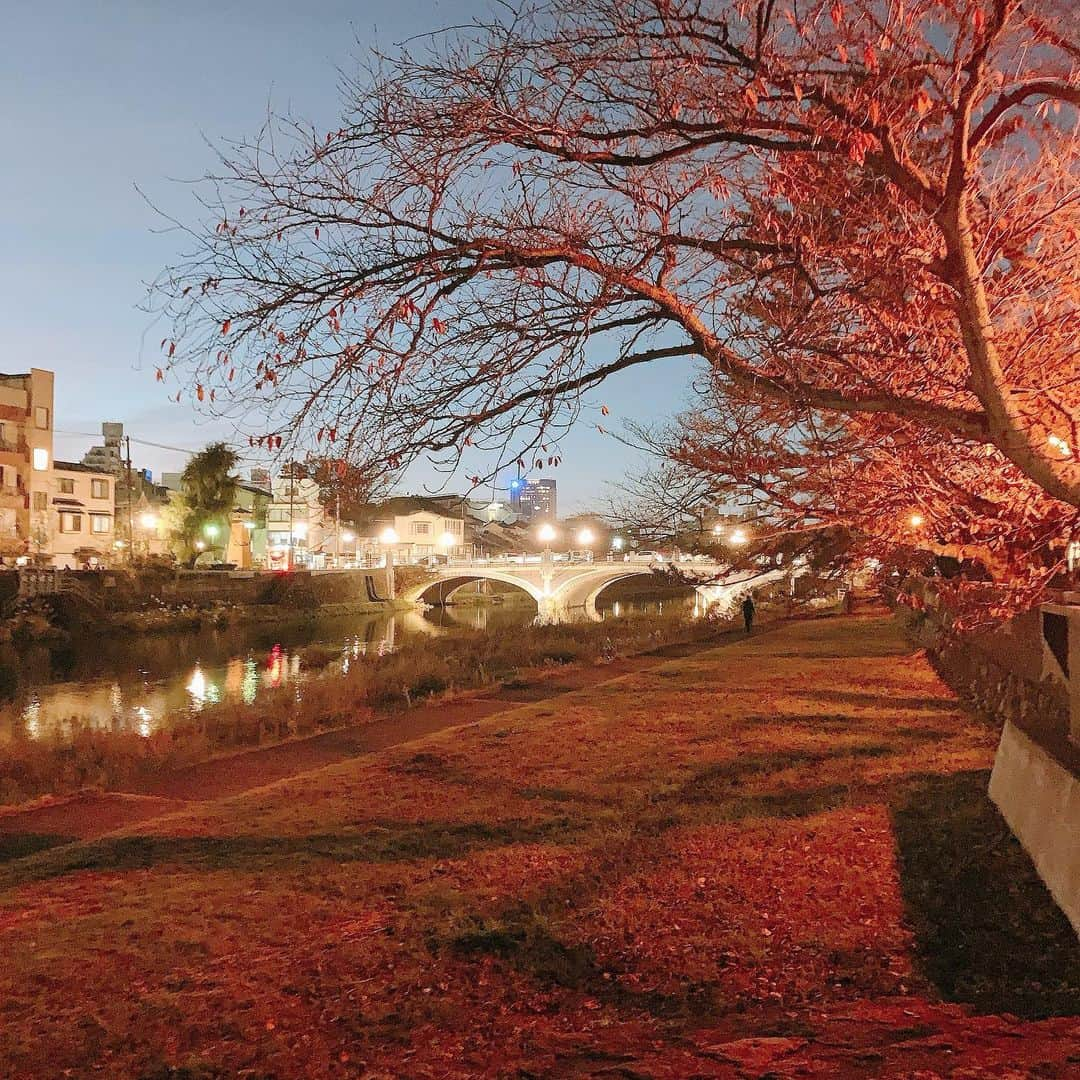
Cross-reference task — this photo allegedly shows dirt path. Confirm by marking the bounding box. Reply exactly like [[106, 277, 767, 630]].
[[2, 612, 1076, 1079]]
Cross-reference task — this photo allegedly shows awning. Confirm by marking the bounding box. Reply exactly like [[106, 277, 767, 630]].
[[52, 498, 85, 507]]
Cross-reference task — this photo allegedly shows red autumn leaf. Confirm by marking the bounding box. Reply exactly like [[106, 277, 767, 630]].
[[221, 319, 231, 335]]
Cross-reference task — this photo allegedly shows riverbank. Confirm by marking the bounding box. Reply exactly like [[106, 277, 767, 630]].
[[104, 596, 416, 634], [0, 607, 726, 806], [1, 612, 1076, 1077]]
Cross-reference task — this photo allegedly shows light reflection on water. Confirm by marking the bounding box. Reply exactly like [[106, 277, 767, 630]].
[[0, 594, 693, 743]]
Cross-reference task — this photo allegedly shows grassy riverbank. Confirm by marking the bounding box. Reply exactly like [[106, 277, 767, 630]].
[[0, 608, 721, 805], [1, 614, 1076, 1077]]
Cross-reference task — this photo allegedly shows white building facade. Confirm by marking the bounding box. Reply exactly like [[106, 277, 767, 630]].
[[49, 461, 115, 568]]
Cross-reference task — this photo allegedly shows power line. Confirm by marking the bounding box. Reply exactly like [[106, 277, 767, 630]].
[[52, 429, 263, 462]]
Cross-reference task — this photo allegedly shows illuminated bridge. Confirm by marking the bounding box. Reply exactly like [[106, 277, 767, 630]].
[[401, 558, 798, 620]]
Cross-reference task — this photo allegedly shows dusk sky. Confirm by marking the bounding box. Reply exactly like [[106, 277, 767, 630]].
[[1, 0, 695, 513]]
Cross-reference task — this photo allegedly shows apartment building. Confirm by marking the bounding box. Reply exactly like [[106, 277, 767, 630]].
[[49, 461, 115, 567], [0, 368, 54, 559]]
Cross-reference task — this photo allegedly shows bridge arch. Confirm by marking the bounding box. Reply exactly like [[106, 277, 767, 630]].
[[404, 570, 545, 607], [549, 566, 665, 618]]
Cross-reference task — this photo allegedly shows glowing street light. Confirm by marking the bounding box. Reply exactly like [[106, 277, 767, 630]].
[[576, 527, 595, 546], [438, 531, 457, 549], [909, 513, 925, 528], [379, 526, 400, 545], [712, 524, 723, 536], [139, 512, 159, 531], [203, 522, 220, 540], [341, 530, 356, 544], [537, 523, 557, 544], [194, 540, 206, 552], [612, 536, 624, 551], [729, 527, 748, 545]]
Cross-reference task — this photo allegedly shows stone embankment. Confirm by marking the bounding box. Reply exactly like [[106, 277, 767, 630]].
[[1, 565, 408, 636]]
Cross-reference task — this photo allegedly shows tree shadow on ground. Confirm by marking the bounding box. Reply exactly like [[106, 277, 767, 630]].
[[0, 833, 75, 865], [891, 769, 1080, 1018], [0, 817, 585, 891], [794, 688, 961, 712]]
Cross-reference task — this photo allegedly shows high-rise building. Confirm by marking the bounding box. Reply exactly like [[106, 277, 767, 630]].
[[510, 477, 556, 521], [0, 368, 54, 557]]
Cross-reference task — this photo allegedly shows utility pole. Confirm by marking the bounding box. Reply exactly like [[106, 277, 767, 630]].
[[124, 436, 134, 565], [335, 489, 341, 568], [287, 463, 295, 571]]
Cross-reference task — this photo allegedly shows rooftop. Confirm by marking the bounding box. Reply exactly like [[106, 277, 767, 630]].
[[53, 460, 113, 477]]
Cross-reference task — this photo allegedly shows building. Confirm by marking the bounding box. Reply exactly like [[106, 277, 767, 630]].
[[228, 480, 271, 568], [359, 496, 469, 564], [0, 368, 54, 560], [265, 474, 330, 569], [510, 478, 557, 522], [81, 422, 126, 476], [49, 460, 115, 568]]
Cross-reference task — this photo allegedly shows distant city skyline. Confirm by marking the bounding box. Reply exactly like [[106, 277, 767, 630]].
[[2, 1, 694, 516]]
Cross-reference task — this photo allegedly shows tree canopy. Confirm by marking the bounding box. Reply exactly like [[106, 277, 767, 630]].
[[167, 443, 239, 563], [153, 0, 1079, 616]]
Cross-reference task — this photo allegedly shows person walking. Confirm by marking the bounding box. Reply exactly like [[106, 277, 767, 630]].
[[741, 594, 756, 634]]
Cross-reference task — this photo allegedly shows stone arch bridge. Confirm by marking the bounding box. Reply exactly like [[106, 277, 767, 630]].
[[401, 558, 795, 620]]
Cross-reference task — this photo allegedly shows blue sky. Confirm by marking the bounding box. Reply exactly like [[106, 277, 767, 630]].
[[1, 1, 694, 514]]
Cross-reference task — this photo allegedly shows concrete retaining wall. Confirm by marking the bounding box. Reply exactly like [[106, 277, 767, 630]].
[[990, 720, 1080, 936], [5, 567, 396, 614]]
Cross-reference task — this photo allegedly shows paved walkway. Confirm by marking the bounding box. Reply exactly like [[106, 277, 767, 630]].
[[1, 613, 1078, 1078]]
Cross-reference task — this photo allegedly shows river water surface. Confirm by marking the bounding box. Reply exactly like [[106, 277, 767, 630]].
[[0, 595, 694, 742]]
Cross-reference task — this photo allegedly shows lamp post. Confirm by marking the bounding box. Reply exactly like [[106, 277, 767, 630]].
[[138, 512, 158, 559], [576, 527, 595, 563], [537, 523, 557, 598]]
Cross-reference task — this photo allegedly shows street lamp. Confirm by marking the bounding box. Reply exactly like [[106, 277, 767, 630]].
[[139, 512, 158, 531], [203, 523, 220, 540], [577, 527, 595, 546], [379, 527, 399, 545], [342, 530, 356, 544], [909, 513, 924, 528], [439, 531, 456, 550], [194, 540, 206, 552], [612, 536, 624, 551], [729, 527, 748, 545]]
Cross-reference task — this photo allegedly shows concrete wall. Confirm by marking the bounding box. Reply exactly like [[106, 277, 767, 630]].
[[990, 721, 1080, 937], [6, 567, 395, 614]]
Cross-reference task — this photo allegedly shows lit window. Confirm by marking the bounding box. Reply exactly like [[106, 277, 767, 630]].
[[59, 512, 82, 533], [33, 448, 48, 471], [91, 479, 109, 499], [90, 514, 111, 534]]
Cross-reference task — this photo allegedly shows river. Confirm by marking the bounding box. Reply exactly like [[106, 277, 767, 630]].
[[0, 594, 696, 743]]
